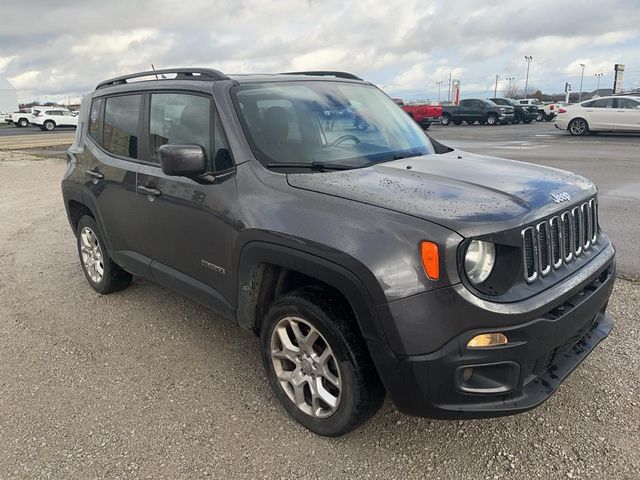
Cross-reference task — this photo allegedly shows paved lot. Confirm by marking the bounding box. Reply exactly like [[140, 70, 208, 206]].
[[0, 127, 639, 479], [429, 121, 640, 279]]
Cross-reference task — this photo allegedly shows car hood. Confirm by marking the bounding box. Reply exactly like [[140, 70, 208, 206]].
[[286, 150, 596, 237]]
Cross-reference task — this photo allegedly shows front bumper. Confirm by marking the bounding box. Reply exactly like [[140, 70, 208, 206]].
[[369, 242, 615, 419], [498, 113, 515, 123]]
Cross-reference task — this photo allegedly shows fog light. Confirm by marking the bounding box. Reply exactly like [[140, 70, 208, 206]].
[[467, 333, 508, 348]]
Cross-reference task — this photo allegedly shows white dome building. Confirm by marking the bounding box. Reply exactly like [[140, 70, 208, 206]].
[[0, 78, 18, 113]]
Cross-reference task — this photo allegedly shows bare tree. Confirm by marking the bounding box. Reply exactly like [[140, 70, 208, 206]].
[[503, 82, 520, 98]]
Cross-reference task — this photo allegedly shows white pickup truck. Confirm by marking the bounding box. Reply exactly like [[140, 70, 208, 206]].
[[518, 98, 560, 121], [8, 107, 50, 127]]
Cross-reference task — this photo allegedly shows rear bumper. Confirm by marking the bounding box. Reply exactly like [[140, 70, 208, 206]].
[[369, 242, 615, 419]]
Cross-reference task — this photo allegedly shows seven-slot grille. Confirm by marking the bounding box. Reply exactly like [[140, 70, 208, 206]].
[[522, 197, 598, 283]]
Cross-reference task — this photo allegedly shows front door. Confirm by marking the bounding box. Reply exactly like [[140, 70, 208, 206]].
[[614, 97, 640, 131], [136, 91, 237, 315]]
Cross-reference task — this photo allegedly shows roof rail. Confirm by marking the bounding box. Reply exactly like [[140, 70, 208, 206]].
[[280, 71, 363, 81], [96, 68, 229, 90]]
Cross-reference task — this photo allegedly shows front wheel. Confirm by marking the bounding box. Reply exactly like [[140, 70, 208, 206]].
[[512, 112, 521, 124], [261, 287, 384, 437], [440, 114, 451, 126], [568, 118, 589, 136], [486, 113, 498, 125], [536, 112, 544, 122]]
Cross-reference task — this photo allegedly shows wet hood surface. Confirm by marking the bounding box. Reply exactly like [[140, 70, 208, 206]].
[[286, 150, 596, 237]]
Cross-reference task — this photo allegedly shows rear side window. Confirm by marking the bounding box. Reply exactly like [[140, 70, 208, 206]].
[[584, 98, 613, 108], [149, 93, 212, 165], [88, 98, 102, 140], [103, 95, 142, 159]]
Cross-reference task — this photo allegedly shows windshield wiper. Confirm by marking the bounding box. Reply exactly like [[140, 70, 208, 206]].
[[267, 161, 359, 171]]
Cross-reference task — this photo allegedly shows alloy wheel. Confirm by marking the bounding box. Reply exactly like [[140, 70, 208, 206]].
[[80, 227, 104, 283], [569, 119, 587, 135], [270, 316, 342, 418]]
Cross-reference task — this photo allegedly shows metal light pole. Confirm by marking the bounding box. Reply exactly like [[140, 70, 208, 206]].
[[436, 81, 444, 103], [578, 63, 586, 102], [524, 56, 533, 98], [594, 73, 603, 97], [494, 74, 499, 98], [505, 77, 514, 96]]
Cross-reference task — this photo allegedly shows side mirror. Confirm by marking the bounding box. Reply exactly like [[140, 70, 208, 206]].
[[159, 144, 207, 177]]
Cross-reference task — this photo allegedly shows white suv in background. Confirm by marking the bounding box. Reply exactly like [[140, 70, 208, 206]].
[[32, 108, 79, 131], [555, 96, 640, 135]]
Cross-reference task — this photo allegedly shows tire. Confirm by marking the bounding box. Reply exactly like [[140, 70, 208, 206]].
[[260, 286, 385, 437], [76, 215, 132, 294], [486, 113, 498, 125], [523, 118, 533, 124], [568, 118, 589, 136], [544, 115, 553, 122], [452, 120, 462, 126], [512, 112, 521, 124], [536, 113, 543, 122], [421, 121, 431, 130], [17, 118, 29, 128], [465, 120, 475, 125], [440, 114, 451, 126], [44, 120, 56, 131]]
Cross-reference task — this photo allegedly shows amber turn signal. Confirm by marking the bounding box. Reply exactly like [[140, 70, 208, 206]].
[[421, 241, 439, 280], [467, 333, 508, 348]]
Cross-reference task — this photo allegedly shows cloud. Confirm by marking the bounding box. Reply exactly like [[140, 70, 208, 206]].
[[1, 0, 639, 102]]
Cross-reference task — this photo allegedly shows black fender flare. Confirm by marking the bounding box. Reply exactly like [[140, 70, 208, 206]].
[[61, 183, 113, 252], [236, 241, 388, 344]]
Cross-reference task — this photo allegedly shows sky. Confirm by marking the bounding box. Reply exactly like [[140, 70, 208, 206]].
[[1, 0, 640, 104]]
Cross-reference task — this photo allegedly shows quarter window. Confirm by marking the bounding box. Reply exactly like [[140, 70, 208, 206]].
[[88, 98, 102, 140], [103, 95, 142, 159], [149, 93, 212, 165]]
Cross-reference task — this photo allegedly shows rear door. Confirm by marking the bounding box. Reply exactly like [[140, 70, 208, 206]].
[[581, 98, 615, 130], [60, 110, 78, 127], [136, 91, 237, 315], [83, 94, 147, 274], [614, 97, 640, 131]]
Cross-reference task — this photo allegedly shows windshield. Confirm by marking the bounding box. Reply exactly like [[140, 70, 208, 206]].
[[232, 81, 434, 170]]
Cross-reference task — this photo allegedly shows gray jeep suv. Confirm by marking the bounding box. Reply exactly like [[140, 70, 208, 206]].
[[62, 68, 615, 436]]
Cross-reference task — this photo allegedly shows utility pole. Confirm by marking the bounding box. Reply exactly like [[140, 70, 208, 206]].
[[578, 63, 586, 102], [594, 73, 603, 97], [494, 74, 499, 98], [436, 81, 444, 103], [447, 72, 452, 103], [524, 56, 533, 98]]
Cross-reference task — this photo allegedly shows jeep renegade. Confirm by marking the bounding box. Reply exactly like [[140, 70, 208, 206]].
[[62, 68, 615, 437]]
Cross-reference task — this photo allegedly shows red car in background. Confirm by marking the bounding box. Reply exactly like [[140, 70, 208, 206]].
[[393, 98, 443, 129]]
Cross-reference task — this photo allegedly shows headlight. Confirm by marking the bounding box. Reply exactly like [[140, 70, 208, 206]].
[[464, 240, 496, 284], [500, 107, 506, 112]]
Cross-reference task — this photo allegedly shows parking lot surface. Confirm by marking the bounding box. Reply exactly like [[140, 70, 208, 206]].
[[0, 127, 639, 479]]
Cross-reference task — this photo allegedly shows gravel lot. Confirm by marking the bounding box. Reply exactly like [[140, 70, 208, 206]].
[[1, 150, 639, 479]]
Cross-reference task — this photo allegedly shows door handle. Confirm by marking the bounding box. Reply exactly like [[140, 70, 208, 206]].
[[137, 185, 162, 196], [85, 169, 104, 180]]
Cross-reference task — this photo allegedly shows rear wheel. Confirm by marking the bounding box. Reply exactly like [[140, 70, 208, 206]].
[[17, 118, 29, 127], [452, 120, 462, 125], [568, 118, 589, 136], [465, 120, 475, 125], [486, 113, 498, 125], [536, 112, 544, 122], [76, 216, 132, 294], [261, 286, 384, 437], [512, 112, 521, 124]]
